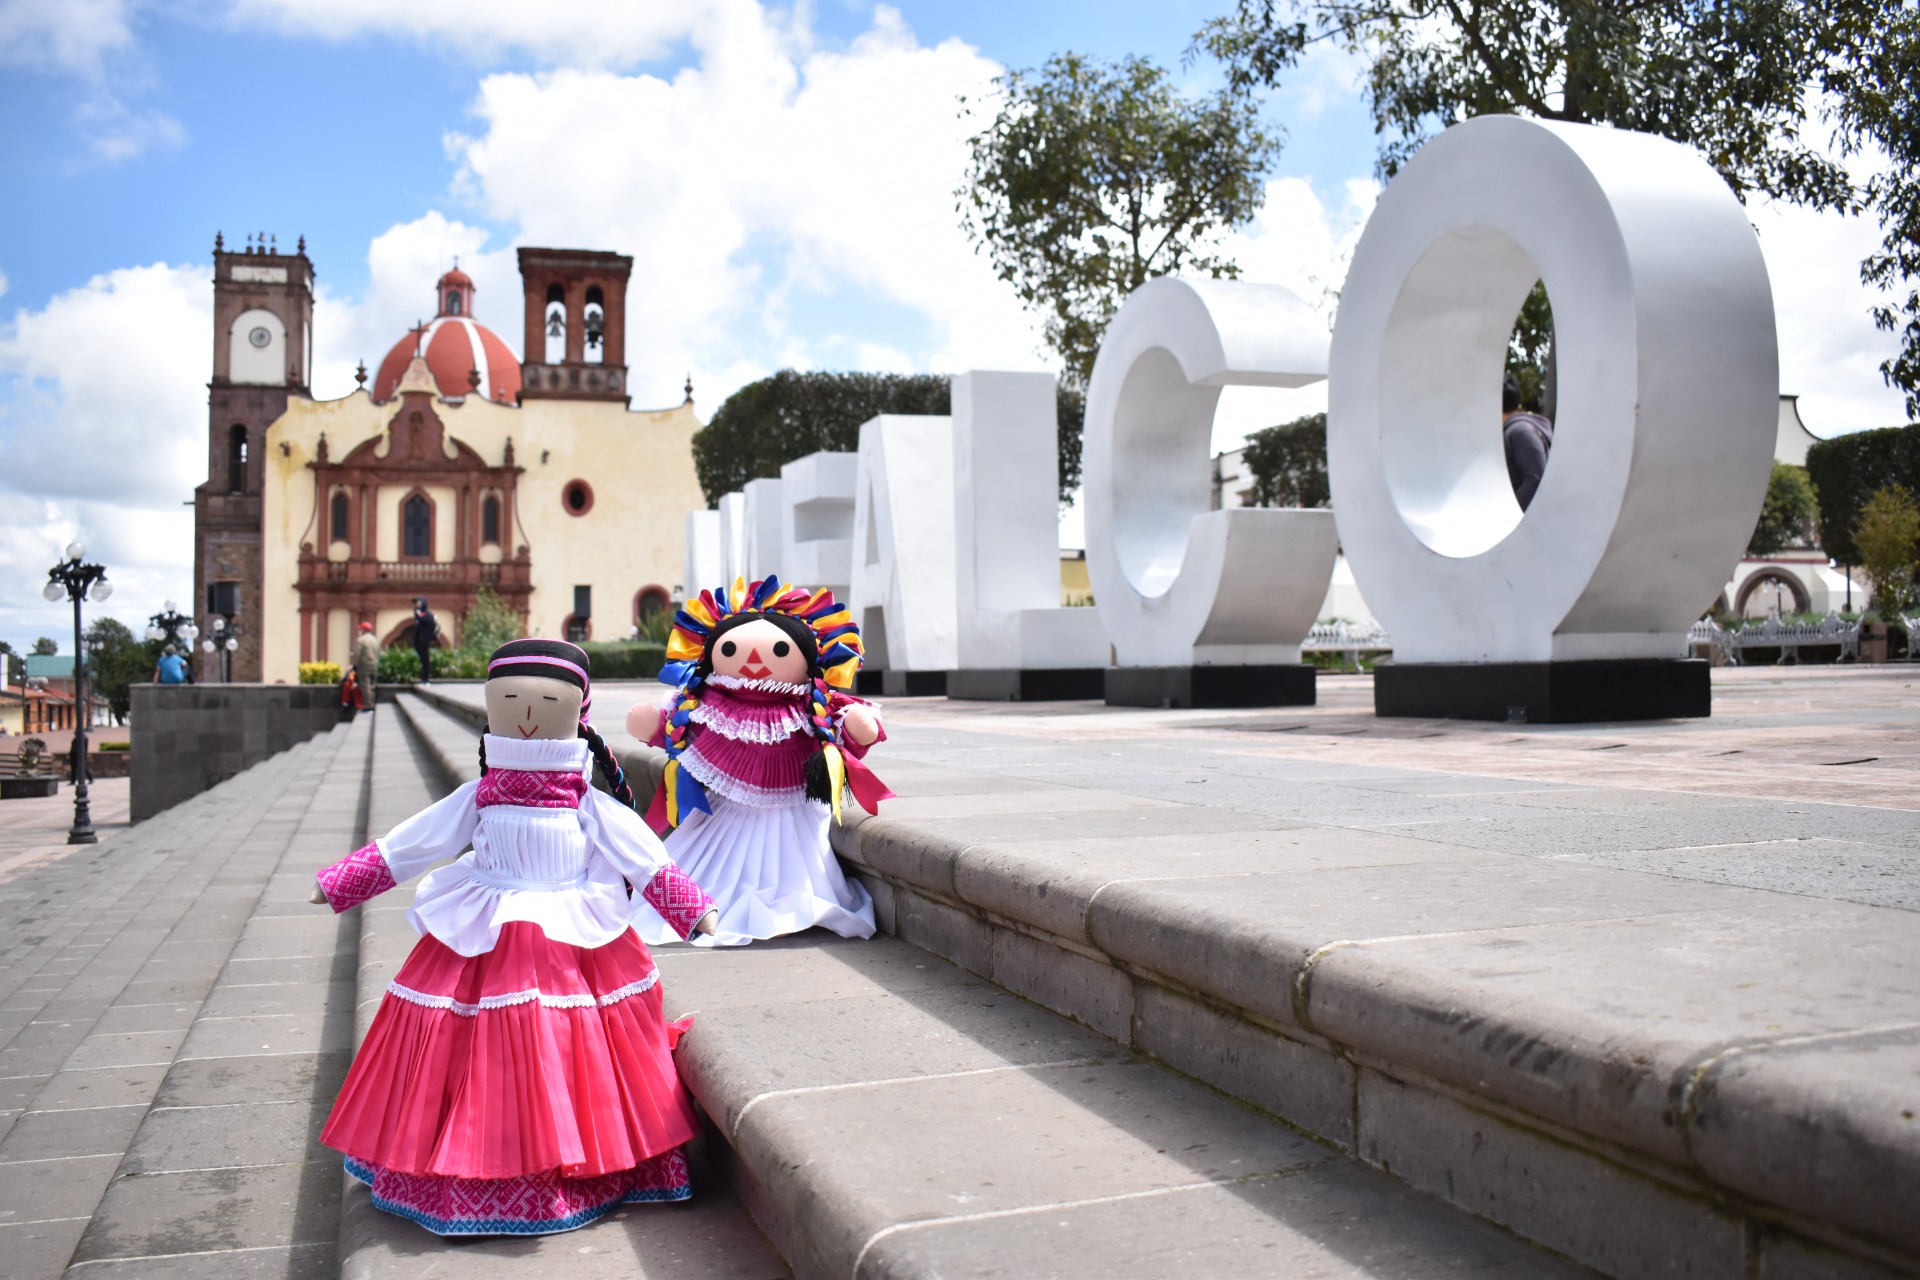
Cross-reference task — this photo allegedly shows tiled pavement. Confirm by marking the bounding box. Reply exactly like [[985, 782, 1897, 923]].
[[0, 722, 365, 1278]]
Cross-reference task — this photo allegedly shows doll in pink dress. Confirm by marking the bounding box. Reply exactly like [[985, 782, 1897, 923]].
[[627, 576, 890, 946], [309, 638, 719, 1236]]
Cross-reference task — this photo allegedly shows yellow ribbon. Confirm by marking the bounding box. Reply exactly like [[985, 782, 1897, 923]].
[[823, 743, 847, 825]]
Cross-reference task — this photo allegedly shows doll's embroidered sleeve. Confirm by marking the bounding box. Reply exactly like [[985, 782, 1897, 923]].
[[580, 788, 717, 939], [314, 781, 481, 913]]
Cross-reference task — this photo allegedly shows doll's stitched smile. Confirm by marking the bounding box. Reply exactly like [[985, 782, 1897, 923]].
[[738, 647, 772, 680]]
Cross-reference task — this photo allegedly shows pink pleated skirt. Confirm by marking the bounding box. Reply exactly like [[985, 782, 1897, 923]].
[[322, 921, 701, 1235]]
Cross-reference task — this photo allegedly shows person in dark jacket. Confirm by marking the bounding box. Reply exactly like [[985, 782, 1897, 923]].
[[411, 598, 439, 683], [1502, 373, 1554, 511]]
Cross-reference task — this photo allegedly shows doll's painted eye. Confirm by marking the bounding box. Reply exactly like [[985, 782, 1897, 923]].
[[720, 640, 738, 658], [772, 640, 790, 658]]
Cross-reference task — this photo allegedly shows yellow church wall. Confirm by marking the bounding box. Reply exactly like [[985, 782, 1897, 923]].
[[260, 386, 704, 681], [326, 609, 351, 665]]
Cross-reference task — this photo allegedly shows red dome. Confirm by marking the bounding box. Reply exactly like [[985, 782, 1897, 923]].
[[372, 316, 521, 404]]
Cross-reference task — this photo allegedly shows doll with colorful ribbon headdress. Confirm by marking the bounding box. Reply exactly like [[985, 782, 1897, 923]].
[[305, 639, 720, 1237], [626, 576, 892, 947]]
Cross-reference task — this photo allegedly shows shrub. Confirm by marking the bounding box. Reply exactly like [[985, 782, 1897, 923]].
[[1855, 484, 1920, 615], [1747, 462, 1820, 555], [579, 641, 666, 681], [460, 586, 523, 658], [298, 662, 342, 685], [377, 647, 420, 682], [1804, 423, 1920, 563]]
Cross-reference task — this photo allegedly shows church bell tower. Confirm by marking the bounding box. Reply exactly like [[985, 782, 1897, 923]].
[[192, 231, 315, 682], [516, 247, 632, 405]]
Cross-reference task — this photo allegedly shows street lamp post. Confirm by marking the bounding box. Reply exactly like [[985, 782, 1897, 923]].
[[43, 541, 112, 845], [147, 601, 199, 679], [203, 615, 243, 683]]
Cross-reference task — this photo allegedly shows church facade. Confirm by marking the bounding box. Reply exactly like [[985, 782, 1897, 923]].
[[192, 237, 704, 682]]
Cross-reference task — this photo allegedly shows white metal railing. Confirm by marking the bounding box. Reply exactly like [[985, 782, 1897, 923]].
[[1303, 620, 1393, 671], [1689, 612, 1859, 665]]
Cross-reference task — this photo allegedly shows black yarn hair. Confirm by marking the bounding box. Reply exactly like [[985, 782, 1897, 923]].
[[688, 610, 838, 806]]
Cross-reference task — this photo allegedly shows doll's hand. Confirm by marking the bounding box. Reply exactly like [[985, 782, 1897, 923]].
[[694, 909, 719, 936], [309, 883, 329, 906], [841, 705, 880, 747], [626, 702, 654, 741]]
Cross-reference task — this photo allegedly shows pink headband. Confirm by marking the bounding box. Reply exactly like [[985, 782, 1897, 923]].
[[487, 654, 593, 719]]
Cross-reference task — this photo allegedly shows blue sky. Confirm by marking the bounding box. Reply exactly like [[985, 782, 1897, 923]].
[[0, 0, 1904, 654]]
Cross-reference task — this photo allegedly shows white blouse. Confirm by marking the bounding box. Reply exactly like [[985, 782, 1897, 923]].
[[375, 735, 674, 956]]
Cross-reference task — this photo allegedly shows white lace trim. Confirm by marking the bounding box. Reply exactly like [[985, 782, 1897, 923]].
[[385, 972, 660, 1017], [481, 734, 591, 773], [687, 699, 810, 744], [705, 673, 811, 697], [680, 749, 808, 807]]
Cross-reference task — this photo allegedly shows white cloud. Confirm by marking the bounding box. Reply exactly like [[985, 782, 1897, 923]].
[[1750, 194, 1908, 434], [0, 0, 135, 78], [72, 95, 186, 166], [0, 262, 208, 648]]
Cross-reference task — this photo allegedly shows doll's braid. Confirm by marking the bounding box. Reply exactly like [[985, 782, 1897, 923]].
[[578, 720, 635, 809], [801, 675, 844, 805]]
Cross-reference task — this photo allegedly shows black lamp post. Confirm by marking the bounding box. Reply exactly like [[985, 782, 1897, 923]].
[[146, 600, 197, 648], [203, 615, 243, 682], [42, 541, 111, 845]]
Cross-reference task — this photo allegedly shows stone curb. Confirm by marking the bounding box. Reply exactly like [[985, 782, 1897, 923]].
[[399, 685, 1920, 1278]]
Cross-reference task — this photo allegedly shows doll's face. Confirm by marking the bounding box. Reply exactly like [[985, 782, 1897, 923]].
[[710, 618, 810, 684], [485, 675, 584, 739]]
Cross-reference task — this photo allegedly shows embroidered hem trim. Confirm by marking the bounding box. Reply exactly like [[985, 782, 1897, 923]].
[[679, 751, 807, 807], [343, 1157, 690, 1236], [687, 701, 809, 744], [384, 972, 659, 1017]]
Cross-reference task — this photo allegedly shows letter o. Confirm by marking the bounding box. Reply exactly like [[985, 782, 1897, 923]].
[[1328, 116, 1777, 664]]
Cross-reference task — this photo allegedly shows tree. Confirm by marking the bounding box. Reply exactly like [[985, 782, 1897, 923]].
[[31, 637, 58, 655], [1804, 424, 1920, 565], [959, 53, 1281, 394], [83, 617, 150, 724], [1746, 462, 1820, 557], [1854, 484, 1920, 616], [1242, 413, 1330, 507], [694, 370, 1087, 505], [459, 586, 523, 659], [1195, 2, 1916, 412]]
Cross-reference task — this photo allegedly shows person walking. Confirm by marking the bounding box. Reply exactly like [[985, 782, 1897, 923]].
[[1502, 373, 1554, 512], [411, 598, 439, 683], [352, 621, 381, 712]]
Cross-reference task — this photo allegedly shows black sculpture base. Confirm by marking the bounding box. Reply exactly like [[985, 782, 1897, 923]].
[[1104, 664, 1318, 709], [856, 670, 948, 698], [1374, 659, 1711, 723], [946, 668, 1106, 702]]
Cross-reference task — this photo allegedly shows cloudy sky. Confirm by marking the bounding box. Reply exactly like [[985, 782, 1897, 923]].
[[0, 0, 1906, 653]]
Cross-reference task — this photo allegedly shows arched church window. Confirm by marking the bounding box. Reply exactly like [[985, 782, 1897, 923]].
[[583, 285, 605, 365], [544, 283, 566, 363], [402, 493, 432, 558], [482, 494, 501, 545], [330, 491, 349, 542], [446, 290, 463, 315], [228, 425, 248, 493]]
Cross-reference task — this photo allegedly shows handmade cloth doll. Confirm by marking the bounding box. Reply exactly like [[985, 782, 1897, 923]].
[[308, 638, 719, 1237], [627, 576, 890, 947]]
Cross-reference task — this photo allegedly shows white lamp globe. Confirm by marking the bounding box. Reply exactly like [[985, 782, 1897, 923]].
[[202, 639, 216, 654], [146, 625, 164, 642], [91, 578, 112, 601], [42, 581, 65, 602], [224, 637, 238, 652], [64, 541, 85, 562]]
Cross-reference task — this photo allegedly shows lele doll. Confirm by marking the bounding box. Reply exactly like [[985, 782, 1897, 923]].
[[627, 576, 890, 946], [308, 638, 719, 1236]]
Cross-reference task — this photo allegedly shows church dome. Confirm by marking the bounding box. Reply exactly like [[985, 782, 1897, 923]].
[[371, 269, 521, 404]]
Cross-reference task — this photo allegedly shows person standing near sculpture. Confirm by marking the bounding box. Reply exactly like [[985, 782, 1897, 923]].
[[411, 598, 438, 683], [352, 621, 381, 711], [1502, 373, 1554, 511]]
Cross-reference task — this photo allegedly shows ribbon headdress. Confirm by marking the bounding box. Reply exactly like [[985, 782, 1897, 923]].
[[652, 575, 881, 828]]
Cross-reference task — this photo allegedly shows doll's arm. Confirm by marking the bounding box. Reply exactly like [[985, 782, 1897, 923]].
[[831, 694, 885, 756], [311, 782, 481, 912], [581, 790, 718, 938]]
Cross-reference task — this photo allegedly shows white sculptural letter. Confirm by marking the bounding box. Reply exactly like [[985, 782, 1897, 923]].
[[1328, 116, 1776, 704], [847, 415, 959, 677], [1082, 278, 1339, 702], [779, 452, 858, 603]]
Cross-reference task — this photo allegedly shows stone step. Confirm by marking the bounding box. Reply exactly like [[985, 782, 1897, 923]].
[[343, 695, 789, 1277], [0, 720, 367, 1278], [401, 687, 1607, 1277]]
